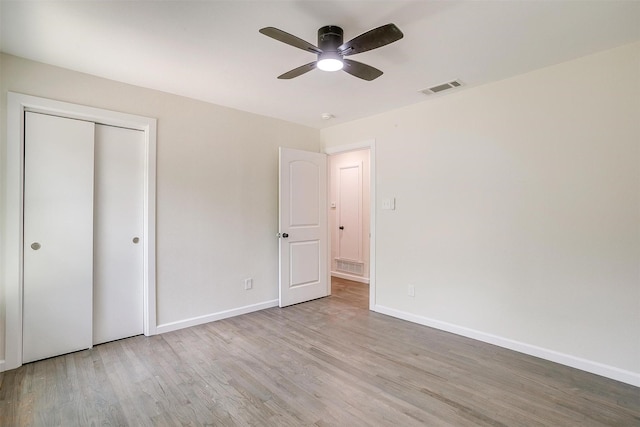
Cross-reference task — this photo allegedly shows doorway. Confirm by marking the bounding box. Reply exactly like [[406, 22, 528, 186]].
[[325, 141, 376, 310]]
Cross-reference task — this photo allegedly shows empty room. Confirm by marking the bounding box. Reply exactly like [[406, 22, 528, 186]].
[[1, 1, 639, 425]]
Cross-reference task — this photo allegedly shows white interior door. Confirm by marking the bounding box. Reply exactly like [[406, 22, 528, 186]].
[[279, 147, 328, 307], [93, 124, 144, 345], [338, 163, 363, 261], [23, 112, 95, 363]]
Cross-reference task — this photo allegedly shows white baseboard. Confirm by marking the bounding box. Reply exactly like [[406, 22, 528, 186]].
[[156, 299, 279, 335], [374, 305, 640, 387], [0, 359, 5, 373], [331, 271, 370, 284]]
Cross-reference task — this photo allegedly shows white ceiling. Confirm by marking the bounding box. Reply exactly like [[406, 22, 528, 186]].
[[2, 1, 639, 129]]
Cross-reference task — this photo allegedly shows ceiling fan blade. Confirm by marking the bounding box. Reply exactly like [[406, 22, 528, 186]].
[[259, 27, 322, 54], [278, 62, 317, 79], [338, 23, 403, 56], [342, 59, 383, 81]]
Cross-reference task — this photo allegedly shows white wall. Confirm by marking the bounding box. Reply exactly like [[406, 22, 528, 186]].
[[329, 149, 370, 281], [0, 54, 320, 366], [322, 43, 640, 384]]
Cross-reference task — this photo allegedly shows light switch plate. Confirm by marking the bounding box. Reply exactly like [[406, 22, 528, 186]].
[[382, 198, 396, 210]]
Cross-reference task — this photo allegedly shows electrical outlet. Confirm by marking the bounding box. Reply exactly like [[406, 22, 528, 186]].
[[408, 284, 415, 297], [244, 278, 253, 290]]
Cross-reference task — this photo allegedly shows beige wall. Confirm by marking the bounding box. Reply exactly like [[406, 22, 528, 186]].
[[328, 149, 370, 280], [2, 42, 639, 384], [0, 54, 320, 364], [322, 43, 640, 381]]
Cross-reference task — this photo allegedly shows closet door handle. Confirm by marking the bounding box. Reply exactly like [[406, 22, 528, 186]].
[[31, 242, 41, 250], [339, 226, 344, 230]]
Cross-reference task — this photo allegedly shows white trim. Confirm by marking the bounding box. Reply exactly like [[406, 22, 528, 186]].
[[2, 92, 157, 372], [0, 360, 5, 372], [323, 140, 376, 310], [324, 141, 373, 155], [156, 300, 279, 334], [374, 304, 640, 387], [331, 271, 370, 284]]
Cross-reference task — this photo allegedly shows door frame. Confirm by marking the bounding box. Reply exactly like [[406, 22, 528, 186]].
[[324, 140, 376, 310], [2, 92, 157, 371]]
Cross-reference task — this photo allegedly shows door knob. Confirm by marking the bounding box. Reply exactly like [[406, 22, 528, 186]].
[[282, 233, 289, 238], [339, 226, 344, 230], [30, 242, 41, 250], [132, 237, 140, 244]]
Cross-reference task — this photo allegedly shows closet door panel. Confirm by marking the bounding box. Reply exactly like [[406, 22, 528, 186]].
[[93, 124, 144, 345], [23, 112, 95, 363]]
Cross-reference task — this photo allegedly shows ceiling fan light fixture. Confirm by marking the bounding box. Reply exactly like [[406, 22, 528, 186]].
[[317, 52, 343, 72], [260, 23, 403, 80]]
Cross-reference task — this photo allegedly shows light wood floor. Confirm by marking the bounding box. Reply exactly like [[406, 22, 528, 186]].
[[1, 277, 638, 426]]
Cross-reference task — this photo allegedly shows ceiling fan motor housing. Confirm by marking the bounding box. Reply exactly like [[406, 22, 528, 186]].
[[318, 26, 344, 52]]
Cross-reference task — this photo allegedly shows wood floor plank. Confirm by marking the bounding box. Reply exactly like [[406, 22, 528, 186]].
[[1, 277, 639, 426]]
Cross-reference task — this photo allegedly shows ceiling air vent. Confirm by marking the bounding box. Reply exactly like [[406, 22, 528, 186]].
[[420, 79, 464, 96]]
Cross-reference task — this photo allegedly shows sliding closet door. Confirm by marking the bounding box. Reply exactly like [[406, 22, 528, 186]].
[[23, 112, 95, 363], [93, 124, 144, 345]]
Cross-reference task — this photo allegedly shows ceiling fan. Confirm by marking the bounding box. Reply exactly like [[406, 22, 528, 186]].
[[259, 24, 403, 81]]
